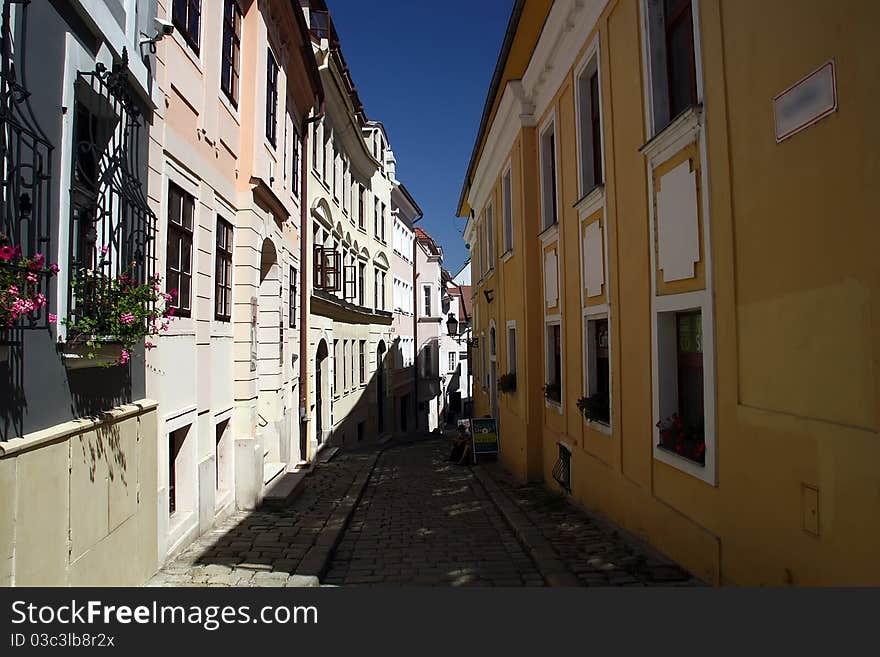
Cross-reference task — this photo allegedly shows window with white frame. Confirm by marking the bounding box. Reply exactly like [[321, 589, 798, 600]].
[[583, 314, 610, 425], [481, 333, 487, 389], [656, 307, 705, 465], [540, 119, 558, 230], [448, 351, 456, 372], [423, 285, 432, 317], [644, 0, 699, 134], [502, 167, 513, 253], [545, 323, 562, 403], [485, 202, 495, 271], [577, 52, 603, 194], [333, 339, 339, 397]]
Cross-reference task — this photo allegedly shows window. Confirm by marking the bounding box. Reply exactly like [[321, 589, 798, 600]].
[[172, 0, 201, 53], [422, 343, 433, 379], [220, 0, 241, 106], [342, 160, 349, 213], [656, 308, 706, 466], [645, 0, 698, 132], [380, 203, 387, 242], [373, 197, 380, 237], [507, 324, 517, 374], [332, 143, 339, 201], [546, 323, 562, 403], [343, 340, 349, 390], [540, 120, 558, 230], [215, 217, 233, 321], [423, 285, 432, 317], [577, 56, 603, 194], [265, 49, 278, 146], [168, 426, 188, 515], [486, 203, 495, 271], [584, 316, 610, 424], [502, 168, 513, 253], [448, 352, 456, 372], [380, 271, 386, 310], [358, 186, 366, 230], [167, 182, 194, 317], [215, 420, 229, 492], [333, 339, 339, 396], [311, 121, 319, 172], [358, 262, 365, 306], [322, 125, 331, 180], [291, 126, 300, 197], [289, 266, 297, 328], [359, 340, 366, 384], [313, 245, 340, 291]]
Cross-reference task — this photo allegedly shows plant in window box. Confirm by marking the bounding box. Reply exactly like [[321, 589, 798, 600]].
[[576, 392, 610, 424], [62, 253, 175, 368], [543, 382, 561, 403], [497, 372, 516, 393], [656, 413, 705, 465], [0, 239, 59, 361]]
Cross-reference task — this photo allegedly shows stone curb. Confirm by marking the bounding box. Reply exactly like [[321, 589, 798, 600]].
[[471, 466, 580, 587], [293, 450, 383, 583]]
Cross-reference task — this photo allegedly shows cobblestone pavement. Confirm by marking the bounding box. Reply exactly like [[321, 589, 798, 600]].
[[148, 436, 700, 587], [483, 464, 703, 587], [147, 451, 375, 587], [324, 440, 543, 587]]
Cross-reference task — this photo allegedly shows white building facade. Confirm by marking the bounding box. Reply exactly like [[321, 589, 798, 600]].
[[303, 4, 397, 450], [414, 228, 444, 432]]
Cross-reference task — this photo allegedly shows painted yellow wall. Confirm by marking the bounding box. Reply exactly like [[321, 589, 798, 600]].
[[466, 0, 880, 585], [0, 402, 159, 586]]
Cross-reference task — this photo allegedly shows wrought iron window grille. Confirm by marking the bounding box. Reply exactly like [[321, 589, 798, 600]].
[[0, 0, 55, 331], [66, 48, 156, 336], [552, 443, 572, 492]]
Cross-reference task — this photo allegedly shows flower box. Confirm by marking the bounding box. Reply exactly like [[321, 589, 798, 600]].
[[497, 372, 516, 393], [656, 413, 705, 465], [61, 340, 126, 370]]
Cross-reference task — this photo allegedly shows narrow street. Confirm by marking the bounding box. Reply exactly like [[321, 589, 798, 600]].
[[149, 436, 701, 588]]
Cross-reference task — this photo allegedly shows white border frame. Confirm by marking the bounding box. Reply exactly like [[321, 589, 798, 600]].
[[582, 304, 612, 436], [640, 0, 717, 486], [537, 108, 560, 232], [572, 33, 606, 200], [500, 160, 514, 257]]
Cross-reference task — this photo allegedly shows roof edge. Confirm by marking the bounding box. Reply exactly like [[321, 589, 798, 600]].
[[456, 0, 526, 218]]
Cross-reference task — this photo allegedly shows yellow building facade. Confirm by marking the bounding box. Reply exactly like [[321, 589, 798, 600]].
[[458, 0, 880, 586]]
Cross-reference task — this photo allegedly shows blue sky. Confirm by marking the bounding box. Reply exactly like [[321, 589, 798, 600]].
[[328, 0, 512, 275]]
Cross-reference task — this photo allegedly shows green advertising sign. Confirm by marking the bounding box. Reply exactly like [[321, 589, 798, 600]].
[[471, 417, 499, 457]]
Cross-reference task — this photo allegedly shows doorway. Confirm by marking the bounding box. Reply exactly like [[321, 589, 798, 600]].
[[315, 340, 328, 445]]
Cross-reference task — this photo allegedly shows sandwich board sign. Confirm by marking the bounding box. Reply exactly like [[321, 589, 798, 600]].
[[471, 417, 499, 460]]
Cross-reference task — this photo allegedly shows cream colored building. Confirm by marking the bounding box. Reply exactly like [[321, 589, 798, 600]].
[[148, 0, 321, 560], [303, 2, 397, 449]]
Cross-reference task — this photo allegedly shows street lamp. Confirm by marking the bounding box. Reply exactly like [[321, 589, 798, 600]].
[[445, 312, 459, 338]]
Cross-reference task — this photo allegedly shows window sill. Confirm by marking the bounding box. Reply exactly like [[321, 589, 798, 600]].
[[573, 183, 605, 215], [500, 249, 514, 264], [545, 399, 563, 414], [584, 417, 612, 436], [640, 104, 703, 162], [219, 93, 241, 125], [538, 221, 559, 242]]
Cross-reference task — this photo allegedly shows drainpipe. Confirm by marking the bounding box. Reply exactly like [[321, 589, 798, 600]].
[[300, 100, 325, 461]]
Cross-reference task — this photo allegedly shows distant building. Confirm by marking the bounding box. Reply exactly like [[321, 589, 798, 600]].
[[414, 227, 443, 431]]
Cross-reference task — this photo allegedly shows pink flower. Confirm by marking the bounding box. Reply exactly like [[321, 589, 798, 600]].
[[145, 341, 156, 350], [119, 312, 135, 325], [26, 273, 37, 283], [8, 285, 18, 296], [101, 245, 109, 255], [163, 293, 172, 302], [154, 283, 161, 292], [170, 288, 178, 297], [49, 263, 59, 274], [33, 253, 44, 266], [165, 307, 175, 317], [48, 313, 57, 324], [119, 349, 130, 365], [0, 246, 13, 261], [34, 293, 46, 308]]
